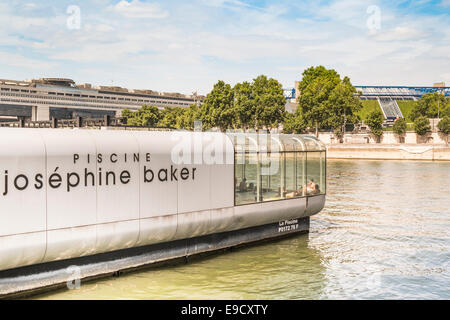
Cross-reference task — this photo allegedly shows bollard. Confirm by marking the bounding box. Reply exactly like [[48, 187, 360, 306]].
[[51, 117, 58, 129], [104, 115, 111, 127]]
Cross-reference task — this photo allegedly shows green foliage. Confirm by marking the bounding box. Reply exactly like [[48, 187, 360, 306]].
[[158, 107, 186, 129], [397, 100, 417, 123], [233, 81, 254, 130], [366, 110, 384, 140], [393, 118, 407, 136], [120, 68, 369, 134], [122, 105, 200, 130], [232, 75, 286, 131], [282, 111, 306, 134], [178, 104, 200, 130], [199, 80, 235, 131], [251, 75, 286, 129], [437, 116, 450, 135], [121, 105, 161, 127], [357, 100, 380, 121], [442, 100, 450, 118], [410, 93, 449, 121], [413, 116, 431, 136], [298, 66, 340, 133], [121, 109, 134, 122], [324, 76, 362, 133], [297, 66, 361, 135]]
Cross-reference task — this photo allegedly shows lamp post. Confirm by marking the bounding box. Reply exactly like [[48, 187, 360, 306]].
[[438, 99, 440, 120]]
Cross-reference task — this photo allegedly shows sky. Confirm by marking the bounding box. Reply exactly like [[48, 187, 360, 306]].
[[0, 0, 449, 94]]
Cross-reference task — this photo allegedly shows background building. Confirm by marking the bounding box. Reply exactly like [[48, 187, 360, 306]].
[[0, 78, 204, 121]]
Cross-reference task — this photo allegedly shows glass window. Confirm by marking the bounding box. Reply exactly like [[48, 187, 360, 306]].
[[261, 152, 282, 202], [284, 152, 296, 198], [235, 153, 244, 198], [296, 152, 306, 197], [232, 133, 325, 205], [306, 152, 324, 195], [235, 152, 258, 205], [320, 151, 326, 194]]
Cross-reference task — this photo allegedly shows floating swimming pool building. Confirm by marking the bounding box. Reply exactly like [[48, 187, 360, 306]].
[[0, 128, 326, 297]]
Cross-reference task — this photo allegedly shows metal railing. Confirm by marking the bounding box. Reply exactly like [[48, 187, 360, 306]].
[[0, 116, 175, 131]]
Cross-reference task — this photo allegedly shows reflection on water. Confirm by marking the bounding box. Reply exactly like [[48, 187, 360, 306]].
[[38, 160, 450, 300]]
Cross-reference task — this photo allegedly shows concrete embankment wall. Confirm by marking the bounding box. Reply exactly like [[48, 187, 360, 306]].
[[318, 131, 449, 145], [326, 145, 450, 161]]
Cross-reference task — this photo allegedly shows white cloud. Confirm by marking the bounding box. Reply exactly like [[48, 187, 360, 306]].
[[375, 26, 427, 41], [96, 24, 115, 32], [0, 51, 56, 69], [200, 0, 251, 8], [110, 0, 168, 19], [23, 3, 38, 11]]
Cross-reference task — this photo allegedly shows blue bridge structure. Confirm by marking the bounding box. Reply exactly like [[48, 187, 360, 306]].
[[355, 86, 450, 100], [284, 86, 450, 100]]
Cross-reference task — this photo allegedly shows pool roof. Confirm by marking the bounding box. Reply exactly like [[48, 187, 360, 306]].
[[226, 133, 326, 153]]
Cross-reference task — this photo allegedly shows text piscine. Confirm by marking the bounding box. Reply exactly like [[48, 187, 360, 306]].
[[1, 153, 198, 196]]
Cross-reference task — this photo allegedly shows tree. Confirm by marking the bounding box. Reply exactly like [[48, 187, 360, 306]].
[[232, 75, 286, 131], [158, 107, 185, 128], [437, 116, 450, 144], [414, 116, 431, 136], [410, 92, 448, 120], [179, 104, 200, 130], [324, 76, 362, 137], [442, 98, 450, 118], [366, 110, 384, 142], [233, 81, 255, 130], [121, 108, 134, 122], [200, 80, 234, 131], [121, 105, 161, 126], [251, 75, 286, 130], [393, 118, 407, 136], [297, 66, 361, 136], [282, 111, 307, 134]]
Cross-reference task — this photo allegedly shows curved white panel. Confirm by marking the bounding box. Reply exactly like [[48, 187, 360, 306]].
[[0, 128, 46, 236], [96, 220, 140, 253], [0, 232, 46, 271], [233, 198, 308, 231], [174, 209, 211, 240], [137, 215, 178, 246], [209, 207, 236, 234], [40, 129, 97, 229], [44, 226, 97, 262], [132, 131, 178, 218], [207, 133, 234, 210], [306, 195, 326, 216], [88, 130, 140, 224], [177, 132, 211, 213]]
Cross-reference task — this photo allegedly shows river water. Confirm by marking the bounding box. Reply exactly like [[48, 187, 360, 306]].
[[38, 160, 450, 300]]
